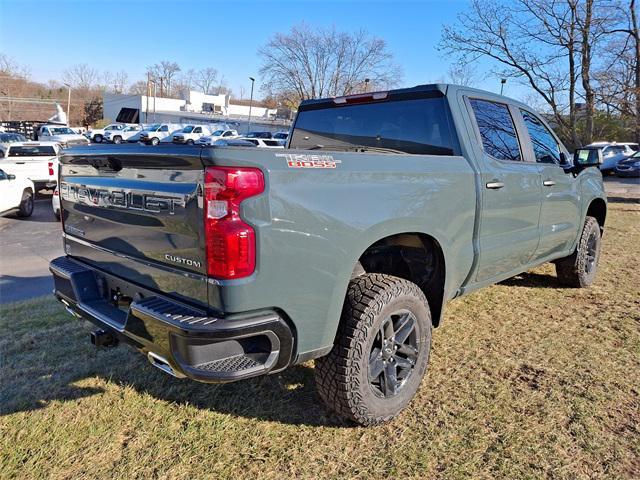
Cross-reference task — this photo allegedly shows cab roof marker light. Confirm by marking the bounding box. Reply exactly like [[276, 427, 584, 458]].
[[333, 91, 389, 105]]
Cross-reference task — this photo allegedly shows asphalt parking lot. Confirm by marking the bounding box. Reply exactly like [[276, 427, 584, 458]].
[[0, 177, 638, 305]]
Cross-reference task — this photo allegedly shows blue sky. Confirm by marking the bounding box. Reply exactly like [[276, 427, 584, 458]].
[[0, 0, 511, 98]]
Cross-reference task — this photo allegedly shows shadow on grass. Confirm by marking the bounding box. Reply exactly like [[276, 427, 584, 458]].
[[1, 327, 351, 427], [500, 271, 561, 288]]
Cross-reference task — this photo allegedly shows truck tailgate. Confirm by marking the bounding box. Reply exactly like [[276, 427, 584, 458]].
[[58, 146, 208, 306]]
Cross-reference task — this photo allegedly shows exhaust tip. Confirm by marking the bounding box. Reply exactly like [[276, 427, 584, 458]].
[[147, 352, 184, 378]]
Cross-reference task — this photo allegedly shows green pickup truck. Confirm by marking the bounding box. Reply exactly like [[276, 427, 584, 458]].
[[50, 84, 606, 425]]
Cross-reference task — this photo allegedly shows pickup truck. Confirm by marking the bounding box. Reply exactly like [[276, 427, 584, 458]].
[[36, 125, 90, 147], [50, 84, 606, 426], [0, 141, 60, 189]]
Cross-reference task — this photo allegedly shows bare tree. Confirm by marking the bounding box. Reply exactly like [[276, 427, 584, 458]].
[[447, 60, 477, 86], [238, 85, 246, 100], [258, 23, 402, 102], [194, 67, 219, 94], [0, 53, 30, 78], [103, 70, 129, 94], [128, 80, 149, 96], [62, 64, 99, 89], [146, 61, 181, 97]]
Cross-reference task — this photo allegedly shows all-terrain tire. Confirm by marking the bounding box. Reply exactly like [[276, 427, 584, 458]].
[[17, 189, 34, 218], [555, 216, 601, 287], [315, 273, 432, 426]]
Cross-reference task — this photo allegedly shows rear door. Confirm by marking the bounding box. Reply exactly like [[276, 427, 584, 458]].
[[466, 97, 543, 282], [59, 146, 209, 306], [518, 109, 581, 259]]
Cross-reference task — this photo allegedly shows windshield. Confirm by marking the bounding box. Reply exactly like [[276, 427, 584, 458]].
[[290, 96, 457, 155], [50, 127, 75, 135], [182, 126, 195, 133], [0, 133, 26, 143]]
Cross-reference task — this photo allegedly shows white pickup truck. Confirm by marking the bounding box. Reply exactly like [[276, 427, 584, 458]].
[[0, 141, 60, 189], [0, 169, 34, 218], [103, 125, 143, 144], [86, 123, 135, 143], [37, 125, 90, 147], [172, 125, 212, 144], [139, 123, 183, 145], [194, 128, 239, 146]]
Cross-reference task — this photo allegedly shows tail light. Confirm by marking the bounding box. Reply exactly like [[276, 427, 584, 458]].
[[48, 161, 54, 176], [204, 166, 264, 279]]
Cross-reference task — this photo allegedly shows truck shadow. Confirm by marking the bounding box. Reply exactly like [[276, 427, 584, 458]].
[[499, 272, 560, 288], [1, 324, 351, 427]]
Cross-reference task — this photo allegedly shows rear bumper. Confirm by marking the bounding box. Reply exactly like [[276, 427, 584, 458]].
[[49, 256, 294, 383]]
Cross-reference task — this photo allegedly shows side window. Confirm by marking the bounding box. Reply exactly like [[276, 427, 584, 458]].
[[469, 99, 522, 162], [160, 125, 168, 132], [194, 127, 202, 133], [520, 110, 561, 165], [223, 131, 232, 137], [0, 169, 6, 180]]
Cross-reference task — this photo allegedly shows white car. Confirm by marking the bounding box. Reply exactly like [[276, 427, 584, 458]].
[[229, 137, 284, 148], [139, 123, 183, 145], [86, 123, 134, 143], [0, 141, 60, 189], [0, 169, 34, 218], [37, 125, 90, 147], [195, 129, 239, 146], [52, 184, 61, 220], [172, 125, 212, 145], [104, 125, 143, 144], [585, 142, 639, 174]]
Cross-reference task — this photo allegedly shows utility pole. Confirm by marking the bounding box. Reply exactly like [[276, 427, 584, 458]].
[[153, 81, 157, 122], [146, 73, 150, 123], [247, 76, 255, 134]]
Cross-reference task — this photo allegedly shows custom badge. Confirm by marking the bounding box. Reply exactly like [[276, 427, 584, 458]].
[[275, 153, 342, 169]]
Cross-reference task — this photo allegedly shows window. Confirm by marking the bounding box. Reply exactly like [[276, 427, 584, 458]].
[[0, 169, 6, 180], [520, 110, 561, 164], [223, 131, 233, 137], [469, 99, 521, 161], [290, 96, 457, 155], [194, 127, 202, 133], [603, 146, 625, 157], [8, 145, 57, 157], [160, 125, 169, 132]]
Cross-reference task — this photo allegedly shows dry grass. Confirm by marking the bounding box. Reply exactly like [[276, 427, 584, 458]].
[[1, 201, 639, 479]]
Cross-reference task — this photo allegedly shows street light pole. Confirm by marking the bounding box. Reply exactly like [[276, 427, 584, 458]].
[[247, 76, 255, 134], [500, 78, 507, 95], [63, 83, 71, 125]]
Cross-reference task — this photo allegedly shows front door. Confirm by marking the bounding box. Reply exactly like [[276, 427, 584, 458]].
[[467, 98, 543, 282], [518, 109, 581, 259]]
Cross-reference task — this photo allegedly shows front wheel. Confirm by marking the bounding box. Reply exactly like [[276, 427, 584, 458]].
[[555, 216, 601, 287], [94, 134, 103, 143], [150, 137, 159, 146], [17, 189, 34, 218], [186, 139, 194, 145], [315, 273, 432, 426], [112, 135, 122, 144]]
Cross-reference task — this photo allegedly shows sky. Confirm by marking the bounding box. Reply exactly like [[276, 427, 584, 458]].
[[0, 0, 512, 99]]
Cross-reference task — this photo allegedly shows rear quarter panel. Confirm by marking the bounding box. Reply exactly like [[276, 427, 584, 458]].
[[203, 146, 477, 357]]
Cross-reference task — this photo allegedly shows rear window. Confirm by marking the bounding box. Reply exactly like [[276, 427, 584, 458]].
[[7, 145, 56, 157], [290, 97, 457, 155]]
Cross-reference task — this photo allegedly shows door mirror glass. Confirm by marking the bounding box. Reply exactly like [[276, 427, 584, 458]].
[[574, 147, 603, 168]]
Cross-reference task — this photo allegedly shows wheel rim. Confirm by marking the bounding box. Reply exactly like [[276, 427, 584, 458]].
[[368, 309, 419, 398], [585, 230, 598, 274], [24, 195, 33, 214]]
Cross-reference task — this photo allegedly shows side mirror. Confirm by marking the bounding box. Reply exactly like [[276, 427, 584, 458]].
[[573, 147, 603, 169], [7, 174, 16, 180]]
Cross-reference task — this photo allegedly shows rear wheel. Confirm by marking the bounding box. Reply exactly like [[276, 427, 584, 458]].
[[555, 216, 601, 287], [186, 139, 195, 145], [150, 137, 159, 146], [113, 135, 122, 144], [17, 189, 34, 218], [315, 273, 432, 426]]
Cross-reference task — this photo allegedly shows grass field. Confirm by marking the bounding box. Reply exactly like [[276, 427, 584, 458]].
[[1, 201, 639, 479]]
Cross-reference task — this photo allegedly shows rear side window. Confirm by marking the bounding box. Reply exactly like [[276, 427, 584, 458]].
[[7, 145, 57, 157], [520, 110, 561, 164], [290, 96, 457, 155], [469, 99, 521, 162]]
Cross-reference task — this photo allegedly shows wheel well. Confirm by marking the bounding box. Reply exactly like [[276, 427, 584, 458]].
[[356, 233, 446, 326], [587, 198, 606, 232]]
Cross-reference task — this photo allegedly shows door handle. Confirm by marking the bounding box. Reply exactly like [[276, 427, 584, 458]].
[[543, 180, 556, 187], [15, 162, 25, 165], [485, 181, 505, 189]]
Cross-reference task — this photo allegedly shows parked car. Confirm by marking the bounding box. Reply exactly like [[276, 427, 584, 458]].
[[585, 142, 639, 174], [37, 125, 89, 147], [232, 137, 284, 148], [51, 83, 606, 426], [52, 184, 60, 220], [104, 125, 142, 144], [139, 124, 183, 145], [172, 125, 212, 145], [273, 131, 289, 141], [194, 129, 239, 146], [0, 168, 34, 218], [0, 132, 27, 145], [0, 141, 60, 189], [213, 139, 259, 147], [245, 131, 273, 139], [86, 123, 133, 143], [614, 150, 640, 177]]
